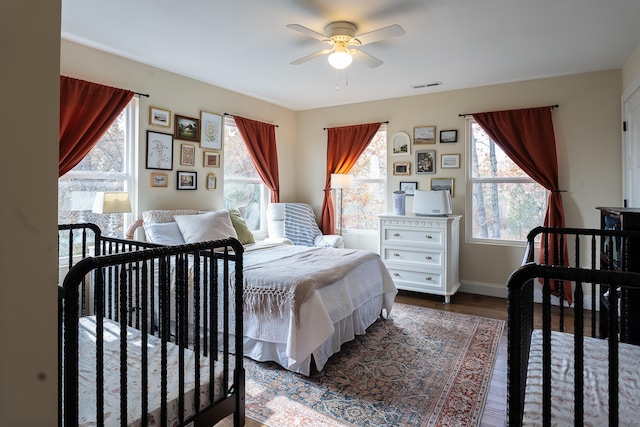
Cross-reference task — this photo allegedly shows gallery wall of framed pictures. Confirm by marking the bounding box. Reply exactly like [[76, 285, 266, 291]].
[[146, 106, 222, 190], [390, 124, 461, 198]]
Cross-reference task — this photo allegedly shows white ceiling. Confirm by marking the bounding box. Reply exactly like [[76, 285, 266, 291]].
[[61, 0, 640, 112]]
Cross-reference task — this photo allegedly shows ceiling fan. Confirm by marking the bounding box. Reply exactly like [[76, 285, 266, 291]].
[[287, 21, 405, 70]]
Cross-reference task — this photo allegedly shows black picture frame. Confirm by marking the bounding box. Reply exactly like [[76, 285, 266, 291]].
[[145, 130, 173, 170], [177, 171, 197, 190], [440, 129, 458, 143], [399, 181, 418, 196]]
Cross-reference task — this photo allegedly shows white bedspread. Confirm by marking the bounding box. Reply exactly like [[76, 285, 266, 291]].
[[240, 244, 396, 371], [69, 317, 223, 427], [523, 329, 640, 426]]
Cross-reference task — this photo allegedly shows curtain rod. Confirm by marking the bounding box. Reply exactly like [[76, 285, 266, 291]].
[[135, 92, 149, 98], [458, 104, 558, 118], [323, 120, 389, 130], [223, 112, 279, 127]]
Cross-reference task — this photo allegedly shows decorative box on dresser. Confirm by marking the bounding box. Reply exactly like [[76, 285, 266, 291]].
[[378, 214, 462, 303]]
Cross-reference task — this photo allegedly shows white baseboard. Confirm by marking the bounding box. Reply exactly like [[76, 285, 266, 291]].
[[459, 280, 598, 310], [459, 280, 507, 299]]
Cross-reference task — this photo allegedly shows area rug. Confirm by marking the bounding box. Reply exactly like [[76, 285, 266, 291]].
[[244, 303, 504, 427]]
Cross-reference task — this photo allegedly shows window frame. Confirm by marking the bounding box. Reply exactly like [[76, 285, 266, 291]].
[[222, 116, 269, 235], [465, 118, 546, 246], [58, 98, 138, 232], [339, 124, 387, 233]]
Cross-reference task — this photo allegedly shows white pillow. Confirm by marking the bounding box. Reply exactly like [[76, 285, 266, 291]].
[[174, 210, 238, 243], [143, 222, 186, 245]]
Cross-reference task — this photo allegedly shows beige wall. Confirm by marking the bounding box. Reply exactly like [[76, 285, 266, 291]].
[[0, 0, 61, 424], [297, 70, 623, 295], [61, 40, 298, 234]]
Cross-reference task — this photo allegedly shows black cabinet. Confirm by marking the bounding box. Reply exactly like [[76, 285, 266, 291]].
[[597, 207, 640, 344]]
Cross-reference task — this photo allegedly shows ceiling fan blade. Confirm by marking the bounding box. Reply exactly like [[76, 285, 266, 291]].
[[354, 24, 405, 46], [290, 48, 333, 65], [286, 24, 329, 42], [351, 49, 384, 68]]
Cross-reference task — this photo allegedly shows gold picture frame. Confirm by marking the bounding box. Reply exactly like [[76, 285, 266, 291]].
[[149, 106, 171, 128], [414, 126, 436, 144], [393, 161, 411, 176], [180, 144, 195, 166], [206, 172, 217, 190], [431, 177, 454, 196], [149, 172, 168, 188], [203, 151, 220, 168], [174, 114, 200, 142]]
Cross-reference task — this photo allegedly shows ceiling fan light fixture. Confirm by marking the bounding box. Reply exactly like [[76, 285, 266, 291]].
[[328, 42, 353, 69]]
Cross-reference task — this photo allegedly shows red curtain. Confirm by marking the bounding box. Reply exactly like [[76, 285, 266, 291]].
[[321, 123, 381, 234], [473, 107, 571, 304], [59, 76, 135, 176], [234, 116, 280, 203]]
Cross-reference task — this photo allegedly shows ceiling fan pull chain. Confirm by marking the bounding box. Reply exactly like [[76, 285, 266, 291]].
[[335, 69, 339, 91]]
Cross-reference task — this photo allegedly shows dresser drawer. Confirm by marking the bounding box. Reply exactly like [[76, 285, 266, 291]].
[[381, 247, 443, 268], [382, 227, 444, 247], [386, 266, 443, 291]]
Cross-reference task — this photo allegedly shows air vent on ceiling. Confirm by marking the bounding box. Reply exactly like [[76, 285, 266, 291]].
[[411, 81, 443, 89]]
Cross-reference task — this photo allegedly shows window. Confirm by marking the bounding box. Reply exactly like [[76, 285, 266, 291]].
[[340, 125, 387, 231], [467, 119, 546, 243], [223, 116, 269, 232], [58, 99, 137, 237]]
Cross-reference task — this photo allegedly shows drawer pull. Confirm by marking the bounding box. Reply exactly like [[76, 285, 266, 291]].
[[393, 253, 400, 257], [425, 256, 432, 260], [425, 235, 433, 239], [425, 276, 432, 281], [393, 233, 401, 237], [393, 273, 400, 277]]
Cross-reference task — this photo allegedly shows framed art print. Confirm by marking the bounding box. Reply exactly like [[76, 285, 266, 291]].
[[441, 154, 461, 169], [399, 181, 418, 195], [200, 111, 222, 149], [180, 144, 196, 166], [414, 126, 436, 144], [206, 173, 217, 190], [146, 130, 173, 170], [177, 171, 197, 190], [440, 129, 458, 143], [416, 150, 436, 174], [393, 162, 411, 176], [174, 114, 200, 142], [150, 172, 168, 188], [203, 151, 220, 168], [149, 106, 171, 128], [431, 177, 454, 196]]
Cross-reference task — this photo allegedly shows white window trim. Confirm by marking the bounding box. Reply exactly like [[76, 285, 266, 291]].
[[465, 117, 545, 247]]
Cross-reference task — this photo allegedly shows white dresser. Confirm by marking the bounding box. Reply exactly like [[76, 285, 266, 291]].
[[378, 214, 461, 303]]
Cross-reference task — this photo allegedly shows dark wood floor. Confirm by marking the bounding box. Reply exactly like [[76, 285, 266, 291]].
[[219, 291, 513, 427]]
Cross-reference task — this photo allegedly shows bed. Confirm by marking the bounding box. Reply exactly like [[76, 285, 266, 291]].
[[58, 223, 245, 427], [128, 208, 397, 376], [507, 226, 640, 426]]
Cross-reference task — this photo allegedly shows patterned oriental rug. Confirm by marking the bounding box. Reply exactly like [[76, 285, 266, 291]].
[[244, 303, 504, 427]]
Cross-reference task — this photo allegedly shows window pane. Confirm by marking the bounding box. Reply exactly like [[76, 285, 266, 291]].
[[342, 182, 386, 231], [471, 182, 546, 241], [222, 117, 267, 232], [224, 181, 263, 230], [341, 127, 387, 231], [71, 112, 127, 173], [471, 122, 528, 178], [58, 178, 126, 235]]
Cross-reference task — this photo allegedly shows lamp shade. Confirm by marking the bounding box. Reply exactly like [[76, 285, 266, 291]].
[[331, 173, 353, 189], [328, 41, 353, 70], [92, 191, 132, 214]]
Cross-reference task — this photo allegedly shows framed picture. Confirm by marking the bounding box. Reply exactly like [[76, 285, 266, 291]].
[[206, 172, 217, 190], [399, 181, 418, 196], [177, 171, 197, 190], [431, 177, 454, 196], [416, 150, 436, 174], [200, 111, 222, 149], [146, 130, 173, 170], [414, 126, 436, 144], [150, 172, 168, 188], [174, 114, 200, 142], [149, 106, 171, 128], [391, 132, 411, 156], [203, 151, 220, 168], [440, 129, 458, 143], [180, 144, 196, 166], [393, 162, 411, 176], [441, 154, 461, 169]]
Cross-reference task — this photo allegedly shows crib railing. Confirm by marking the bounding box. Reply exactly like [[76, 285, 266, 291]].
[[58, 224, 245, 427]]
